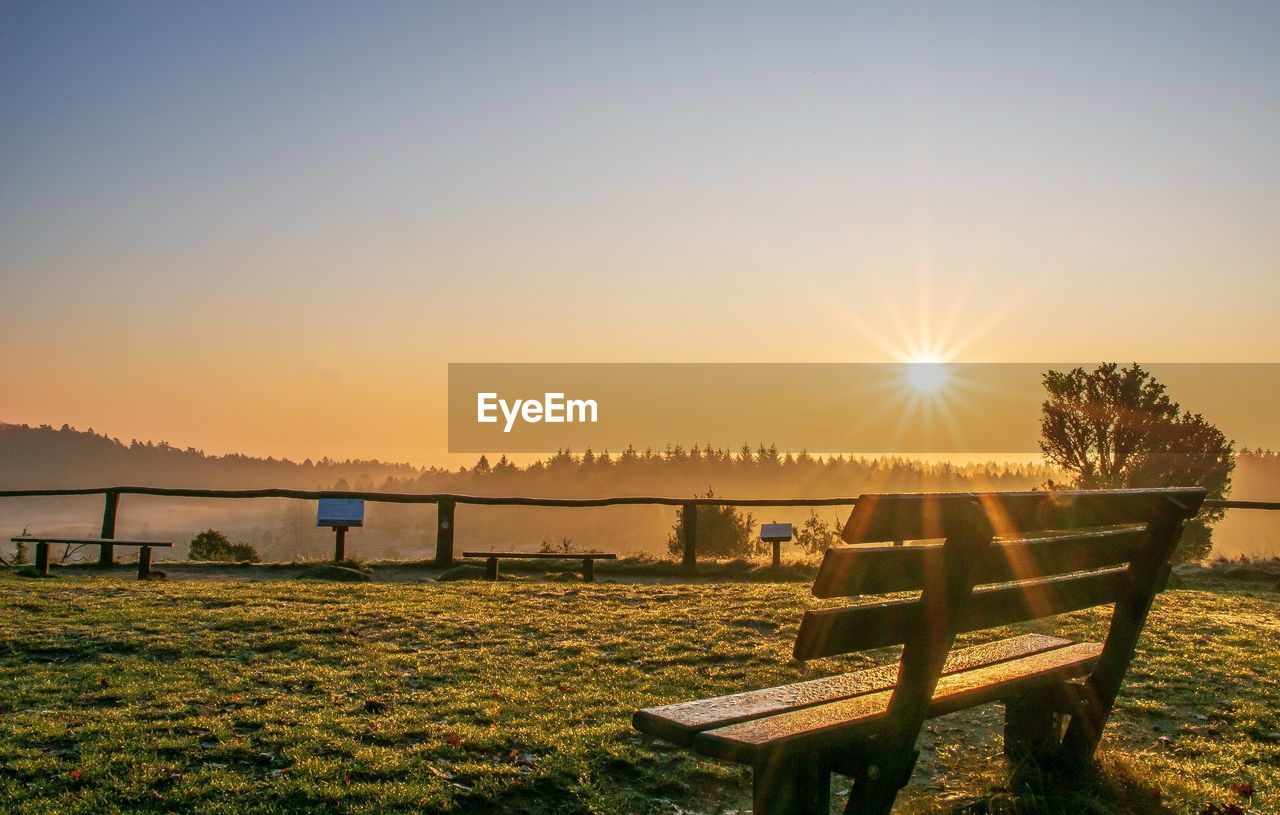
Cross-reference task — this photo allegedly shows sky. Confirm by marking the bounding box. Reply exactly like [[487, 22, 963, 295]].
[[2, 1, 1279, 465]]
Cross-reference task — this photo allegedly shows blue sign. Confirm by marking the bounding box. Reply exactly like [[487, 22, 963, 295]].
[[760, 523, 793, 542], [317, 498, 365, 527]]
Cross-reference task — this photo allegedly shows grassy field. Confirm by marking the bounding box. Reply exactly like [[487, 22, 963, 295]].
[[0, 571, 1276, 815]]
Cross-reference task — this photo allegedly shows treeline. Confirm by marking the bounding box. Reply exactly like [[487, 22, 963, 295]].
[[376, 445, 1060, 499], [1230, 448, 1280, 501], [2, 423, 1061, 496], [7, 423, 1280, 501], [0, 423, 420, 490]]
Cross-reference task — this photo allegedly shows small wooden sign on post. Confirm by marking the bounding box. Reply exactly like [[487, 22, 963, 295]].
[[760, 522, 793, 569], [317, 499, 365, 562]]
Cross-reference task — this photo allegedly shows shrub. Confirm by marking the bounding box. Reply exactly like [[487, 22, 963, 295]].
[[188, 529, 260, 563], [666, 489, 759, 559], [794, 510, 844, 556], [539, 537, 575, 553]]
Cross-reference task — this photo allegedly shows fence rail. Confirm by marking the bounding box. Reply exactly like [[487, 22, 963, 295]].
[[1, 486, 1276, 570]]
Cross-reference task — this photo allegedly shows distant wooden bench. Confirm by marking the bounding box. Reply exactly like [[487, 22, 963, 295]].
[[633, 487, 1206, 814], [462, 551, 618, 583], [12, 536, 174, 580]]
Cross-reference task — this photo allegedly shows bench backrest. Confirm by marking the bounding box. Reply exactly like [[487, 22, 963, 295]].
[[793, 488, 1205, 743]]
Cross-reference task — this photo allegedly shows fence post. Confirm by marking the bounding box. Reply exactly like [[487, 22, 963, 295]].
[[435, 498, 455, 567], [333, 526, 347, 562], [681, 502, 698, 573], [99, 491, 119, 566]]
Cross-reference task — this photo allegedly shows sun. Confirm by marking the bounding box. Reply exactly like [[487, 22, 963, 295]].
[[906, 358, 949, 393]]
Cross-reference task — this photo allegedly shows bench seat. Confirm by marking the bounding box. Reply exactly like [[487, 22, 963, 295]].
[[695, 639, 1101, 762], [635, 633, 1099, 763], [461, 550, 617, 582], [460, 551, 618, 559], [12, 535, 173, 579], [634, 632, 1072, 746]]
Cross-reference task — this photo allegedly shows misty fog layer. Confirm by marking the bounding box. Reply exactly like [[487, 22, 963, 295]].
[[3, 424, 1277, 562]]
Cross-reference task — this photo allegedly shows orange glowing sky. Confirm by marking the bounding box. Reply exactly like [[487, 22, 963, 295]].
[[2, 3, 1278, 466]]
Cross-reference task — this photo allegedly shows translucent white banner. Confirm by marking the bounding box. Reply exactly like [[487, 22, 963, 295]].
[[448, 363, 1280, 454]]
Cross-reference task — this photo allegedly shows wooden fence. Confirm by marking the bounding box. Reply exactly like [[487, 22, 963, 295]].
[[0, 486, 1276, 572]]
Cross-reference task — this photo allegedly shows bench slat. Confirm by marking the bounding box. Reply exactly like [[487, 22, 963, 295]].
[[10, 536, 174, 547], [460, 551, 617, 559], [694, 641, 1103, 763], [633, 633, 1072, 746], [840, 488, 1204, 544], [813, 527, 1146, 598], [795, 567, 1128, 660]]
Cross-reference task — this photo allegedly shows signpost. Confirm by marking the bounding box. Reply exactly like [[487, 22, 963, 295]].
[[760, 522, 793, 569], [317, 499, 365, 562]]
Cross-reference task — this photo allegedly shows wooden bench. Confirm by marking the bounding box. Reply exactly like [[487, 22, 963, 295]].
[[633, 487, 1206, 814], [12, 536, 174, 580], [461, 551, 618, 583]]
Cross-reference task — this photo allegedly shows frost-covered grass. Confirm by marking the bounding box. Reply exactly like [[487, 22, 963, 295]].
[[0, 572, 1276, 814]]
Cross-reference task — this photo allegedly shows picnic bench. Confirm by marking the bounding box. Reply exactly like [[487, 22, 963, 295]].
[[461, 551, 618, 583], [633, 487, 1206, 814], [12, 536, 174, 580]]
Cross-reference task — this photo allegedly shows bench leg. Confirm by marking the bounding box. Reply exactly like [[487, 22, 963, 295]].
[[1004, 691, 1063, 759], [1060, 682, 1108, 764], [137, 546, 152, 580], [35, 542, 50, 577], [844, 749, 918, 815], [485, 557, 498, 581], [583, 558, 594, 583], [753, 755, 830, 815]]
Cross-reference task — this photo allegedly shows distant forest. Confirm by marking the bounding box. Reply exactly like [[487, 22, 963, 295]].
[[0, 423, 422, 491], [3, 423, 1278, 561], [2, 422, 1059, 495]]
